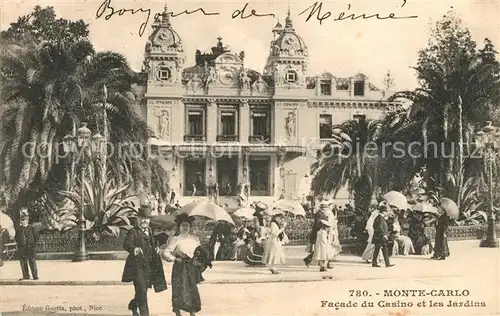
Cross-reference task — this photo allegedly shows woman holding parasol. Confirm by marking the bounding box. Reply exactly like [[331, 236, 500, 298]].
[[431, 198, 458, 260], [162, 213, 211, 316]]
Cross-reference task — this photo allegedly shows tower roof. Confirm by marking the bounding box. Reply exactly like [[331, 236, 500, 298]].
[[145, 5, 183, 53], [271, 10, 307, 57]]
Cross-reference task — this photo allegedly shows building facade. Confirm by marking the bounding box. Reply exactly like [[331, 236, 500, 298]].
[[134, 7, 400, 205]]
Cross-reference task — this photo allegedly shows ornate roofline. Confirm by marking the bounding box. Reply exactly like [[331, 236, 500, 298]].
[[307, 100, 402, 109]]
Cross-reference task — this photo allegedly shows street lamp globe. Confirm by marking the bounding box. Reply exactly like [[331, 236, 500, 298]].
[[91, 133, 106, 154], [63, 135, 76, 153], [77, 122, 91, 148]]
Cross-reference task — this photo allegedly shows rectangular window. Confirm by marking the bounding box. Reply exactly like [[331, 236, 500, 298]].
[[319, 114, 333, 139], [251, 111, 269, 137], [220, 112, 236, 135], [320, 80, 331, 95], [249, 156, 271, 196], [185, 107, 205, 137], [353, 81, 365, 96]]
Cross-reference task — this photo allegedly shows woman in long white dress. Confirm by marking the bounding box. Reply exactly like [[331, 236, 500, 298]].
[[362, 208, 383, 263], [262, 213, 287, 274], [329, 210, 342, 259], [313, 220, 334, 271]]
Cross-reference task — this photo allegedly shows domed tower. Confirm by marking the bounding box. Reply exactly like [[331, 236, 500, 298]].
[[142, 5, 185, 91], [264, 9, 308, 93]]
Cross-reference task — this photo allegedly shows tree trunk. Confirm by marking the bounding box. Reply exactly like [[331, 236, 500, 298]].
[[457, 96, 464, 209], [353, 174, 373, 219]]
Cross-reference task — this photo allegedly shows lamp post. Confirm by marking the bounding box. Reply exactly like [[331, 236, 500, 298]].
[[64, 122, 105, 262], [475, 121, 499, 248]]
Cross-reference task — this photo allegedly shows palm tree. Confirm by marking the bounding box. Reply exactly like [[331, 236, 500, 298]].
[[0, 38, 168, 221], [390, 43, 500, 204], [311, 118, 383, 218]]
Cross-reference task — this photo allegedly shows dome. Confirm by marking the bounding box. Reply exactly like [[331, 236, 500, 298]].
[[271, 11, 307, 56], [146, 6, 183, 52], [273, 31, 307, 53]]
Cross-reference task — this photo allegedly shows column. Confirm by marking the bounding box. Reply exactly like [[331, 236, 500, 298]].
[[206, 98, 217, 144], [239, 99, 250, 143]]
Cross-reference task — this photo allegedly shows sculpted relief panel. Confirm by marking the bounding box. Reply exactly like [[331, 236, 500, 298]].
[[285, 111, 297, 140], [154, 108, 171, 139]]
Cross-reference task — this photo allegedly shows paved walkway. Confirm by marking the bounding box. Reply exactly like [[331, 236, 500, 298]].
[[1, 240, 498, 285]]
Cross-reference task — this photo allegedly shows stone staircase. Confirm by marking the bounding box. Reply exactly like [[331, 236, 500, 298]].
[[177, 195, 277, 209]]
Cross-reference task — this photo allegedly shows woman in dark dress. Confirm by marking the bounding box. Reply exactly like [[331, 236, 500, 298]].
[[208, 221, 232, 261], [408, 211, 432, 255], [163, 214, 203, 316], [432, 213, 450, 260]]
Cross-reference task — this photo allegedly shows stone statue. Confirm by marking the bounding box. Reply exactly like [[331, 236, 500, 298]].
[[252, 76, 267, 93], [145, 40, 152, 52], [239, 69, 251, 90], [156, 110, 170, 138], [187, 74, 202, 93], [205, 66, 216, 88], [142, 60, 151, 73], [285, 111, 296, 139]]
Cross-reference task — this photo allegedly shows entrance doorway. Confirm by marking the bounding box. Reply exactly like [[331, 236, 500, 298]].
[[184, 159, 206, 196], [249, 157, 270, 196], [217, 156, 238, 196]]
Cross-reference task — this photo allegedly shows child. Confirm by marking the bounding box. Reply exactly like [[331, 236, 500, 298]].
[[314, 220, 334, 272]]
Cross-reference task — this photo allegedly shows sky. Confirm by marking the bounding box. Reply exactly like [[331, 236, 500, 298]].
[[1, 0, 499, 90]]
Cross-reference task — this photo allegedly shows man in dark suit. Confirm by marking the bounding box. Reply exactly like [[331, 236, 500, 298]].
[[372, 204, 394, 268], [169, 189, 176, 205], [122, 205, 167, 316], [15, 212, 39, 280], [303, 200, 330, 267]]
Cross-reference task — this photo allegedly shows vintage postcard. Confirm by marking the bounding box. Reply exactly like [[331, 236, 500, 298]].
[[0, 0, 499, 315]]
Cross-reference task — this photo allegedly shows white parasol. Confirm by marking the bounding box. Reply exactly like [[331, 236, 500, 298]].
[[383, 191, 408, 210], [274, 200, 307, 217], [0, 212, 15, 238], [233, 207, 256, 220], [174, 200, 234, 225]]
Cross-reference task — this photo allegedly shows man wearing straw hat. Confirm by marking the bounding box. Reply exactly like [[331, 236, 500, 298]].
[[303, 200, 330, 268]]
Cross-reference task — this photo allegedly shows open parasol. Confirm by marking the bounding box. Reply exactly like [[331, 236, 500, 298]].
[[0, 212, 15, 239], [174, 200, 234, 225], [440, 197, 459, 220], [233, 207, 256, 220], [274, 200, 307, 217], [383, 191, 408, 210]]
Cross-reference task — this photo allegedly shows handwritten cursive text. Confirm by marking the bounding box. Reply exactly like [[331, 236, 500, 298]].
[[232, 3, 275, 19], [95, 0, 219, 36], [299, 1, 418, 25]]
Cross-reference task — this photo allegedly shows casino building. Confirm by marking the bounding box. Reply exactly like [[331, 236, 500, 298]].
[[133, 6, 401, 205]]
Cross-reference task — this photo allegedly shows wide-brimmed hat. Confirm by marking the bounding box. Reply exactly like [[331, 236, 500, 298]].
[[254, 201, 268, 212], [320, 219, 331, 227], [137, 205, 153, 218], [174, 213, 195, 225]]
